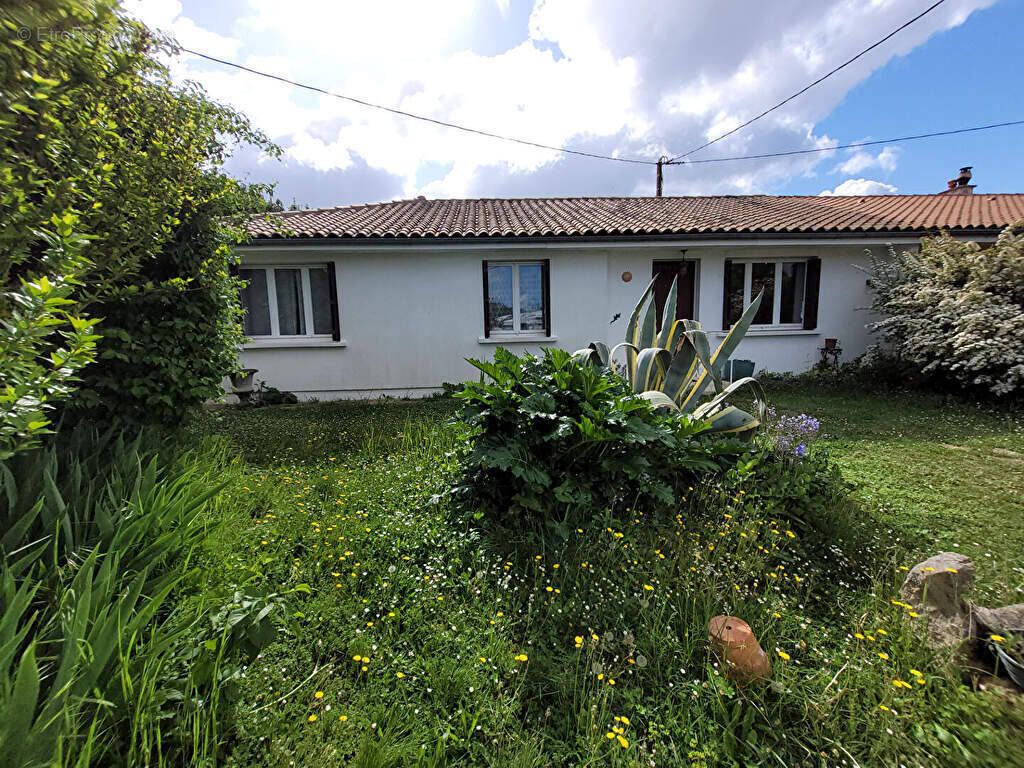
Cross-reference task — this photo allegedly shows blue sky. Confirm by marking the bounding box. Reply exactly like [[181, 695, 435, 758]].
[[127, 0, 1022, 204], [782, 0, 1023, 195]]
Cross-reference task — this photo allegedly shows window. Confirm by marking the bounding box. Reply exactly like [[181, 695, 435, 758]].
[[239, 265, 338, 340], [482, 260, 550, 336], [724, 260, 816, 328]]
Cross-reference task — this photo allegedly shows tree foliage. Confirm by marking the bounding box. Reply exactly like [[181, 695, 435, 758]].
[[866, 224, 1024, 397], [1, 0, 276, 453]]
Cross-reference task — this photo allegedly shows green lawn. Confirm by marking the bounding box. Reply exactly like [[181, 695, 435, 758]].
[[766, 383, 1024, 604], [189, 384, 1024, 767]]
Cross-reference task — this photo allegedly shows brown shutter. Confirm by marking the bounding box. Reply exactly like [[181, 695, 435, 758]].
[[542, 259, 551, 338], [803, 257, 821, 331], [721, 259, 733, 329], [327, 261, 341, 341], [481, 260, 491, 338]]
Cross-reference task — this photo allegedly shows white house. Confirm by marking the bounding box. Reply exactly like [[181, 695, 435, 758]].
[[235, 187, 1024, 400]]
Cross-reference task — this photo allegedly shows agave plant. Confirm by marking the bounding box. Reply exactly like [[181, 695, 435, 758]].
[[573, 276, 767, 437]]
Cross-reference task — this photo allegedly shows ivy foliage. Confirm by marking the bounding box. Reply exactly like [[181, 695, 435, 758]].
[[1, 0, 277, 450], [866, 224, 1024, 397]]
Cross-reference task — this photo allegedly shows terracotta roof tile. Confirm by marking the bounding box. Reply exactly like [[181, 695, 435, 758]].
[[246, 195, 1024, 240]]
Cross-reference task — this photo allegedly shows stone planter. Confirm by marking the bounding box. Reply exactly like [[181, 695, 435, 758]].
[[229, 368, 258, 403]]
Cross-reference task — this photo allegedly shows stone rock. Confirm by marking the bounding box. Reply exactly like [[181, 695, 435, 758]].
[[973, 604, 1024, 636], [899, 552, 975, 649], [708, 616, 771, 683]]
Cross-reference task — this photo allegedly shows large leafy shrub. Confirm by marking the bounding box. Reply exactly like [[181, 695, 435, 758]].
[[866, 224, 1024, 397], [452, 348, 742, 527], [1, 0, 276, 441]]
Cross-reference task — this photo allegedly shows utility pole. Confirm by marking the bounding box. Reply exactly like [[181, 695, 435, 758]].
[[655, 156, 666, 197]]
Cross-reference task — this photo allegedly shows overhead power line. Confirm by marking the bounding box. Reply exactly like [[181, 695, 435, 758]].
[[677, 120, 1024, 164], [180, 47, 656, 166], [667, 0, 947, 162], [177, 46, 1022, 173]]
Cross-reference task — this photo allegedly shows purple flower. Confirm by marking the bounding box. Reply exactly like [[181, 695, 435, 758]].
[[765, 411, 821, 459]]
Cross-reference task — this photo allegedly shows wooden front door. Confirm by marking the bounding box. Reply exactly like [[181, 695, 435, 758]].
[[652, 260, 696, 331]]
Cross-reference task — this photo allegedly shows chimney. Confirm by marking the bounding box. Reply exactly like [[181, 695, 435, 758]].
[[939, 166, 974, 195]]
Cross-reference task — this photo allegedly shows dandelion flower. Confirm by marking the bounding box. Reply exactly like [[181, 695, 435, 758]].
[[990, 634, 1006, 643], [308, 715, 318, 722], [617, 735, 629, 749], [643, 584, 654, 591], [514, 654, 528, 662], [314, 691, 324, 699], [396, 672, 405, 678], [339, 715, 348, 722], [777, 650, 790, 661]]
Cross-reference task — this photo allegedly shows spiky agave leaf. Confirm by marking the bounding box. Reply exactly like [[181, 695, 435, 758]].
[[692, 376, 767, 439], [633, 347, 672, 393], [680, 290, 765, 408], [655, 275, 678, 350], [623, 277, 658, 378], [637, 391, 679, 410]]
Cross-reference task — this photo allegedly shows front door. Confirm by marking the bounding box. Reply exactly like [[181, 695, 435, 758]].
[[651, 260, 696, 331]]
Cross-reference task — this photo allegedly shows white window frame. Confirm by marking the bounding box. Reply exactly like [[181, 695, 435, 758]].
[[241, 265, 333, 339], [733, 258, 808, 329], [487, 261, 546, 335]]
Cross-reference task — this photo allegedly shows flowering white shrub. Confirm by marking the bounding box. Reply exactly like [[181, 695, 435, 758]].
[[866, 223, 1024, 397]]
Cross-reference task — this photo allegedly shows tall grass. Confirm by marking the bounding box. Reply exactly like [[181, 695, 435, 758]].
[[0, 429, 282, 767]]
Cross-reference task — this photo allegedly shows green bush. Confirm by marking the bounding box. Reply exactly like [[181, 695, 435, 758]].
[[1, 0, 276, 440], [452, 348, 743, 529]]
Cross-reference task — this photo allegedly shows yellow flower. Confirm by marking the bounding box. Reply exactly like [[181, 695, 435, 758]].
[[879, 705, 890, 711], [990, 634, 1006, 643], [616, 735, 629, 749], [514, 654, 528, 662], [396, 672, 405, 678], [777, 650, 790, 661], [314, 691, 324, 699], [619, 716, 631, 725], [605, 732, 615, 740], [307, 714, 317, 722], [854, 633, 865, 640], [908, 611, 919, 618], [643, 584, 654, 591], [909, 669, 922, 677], [878, 652, 890, 660], [338, 715, 348, 722]]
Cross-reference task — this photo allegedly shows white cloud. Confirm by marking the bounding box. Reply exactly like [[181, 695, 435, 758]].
[[833, 146, 900, 175], [819, 178, 899, 196], [122, 0, 994, 205]]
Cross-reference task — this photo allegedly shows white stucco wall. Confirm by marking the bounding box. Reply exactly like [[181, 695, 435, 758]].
[[234, 239, 900, 399]]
